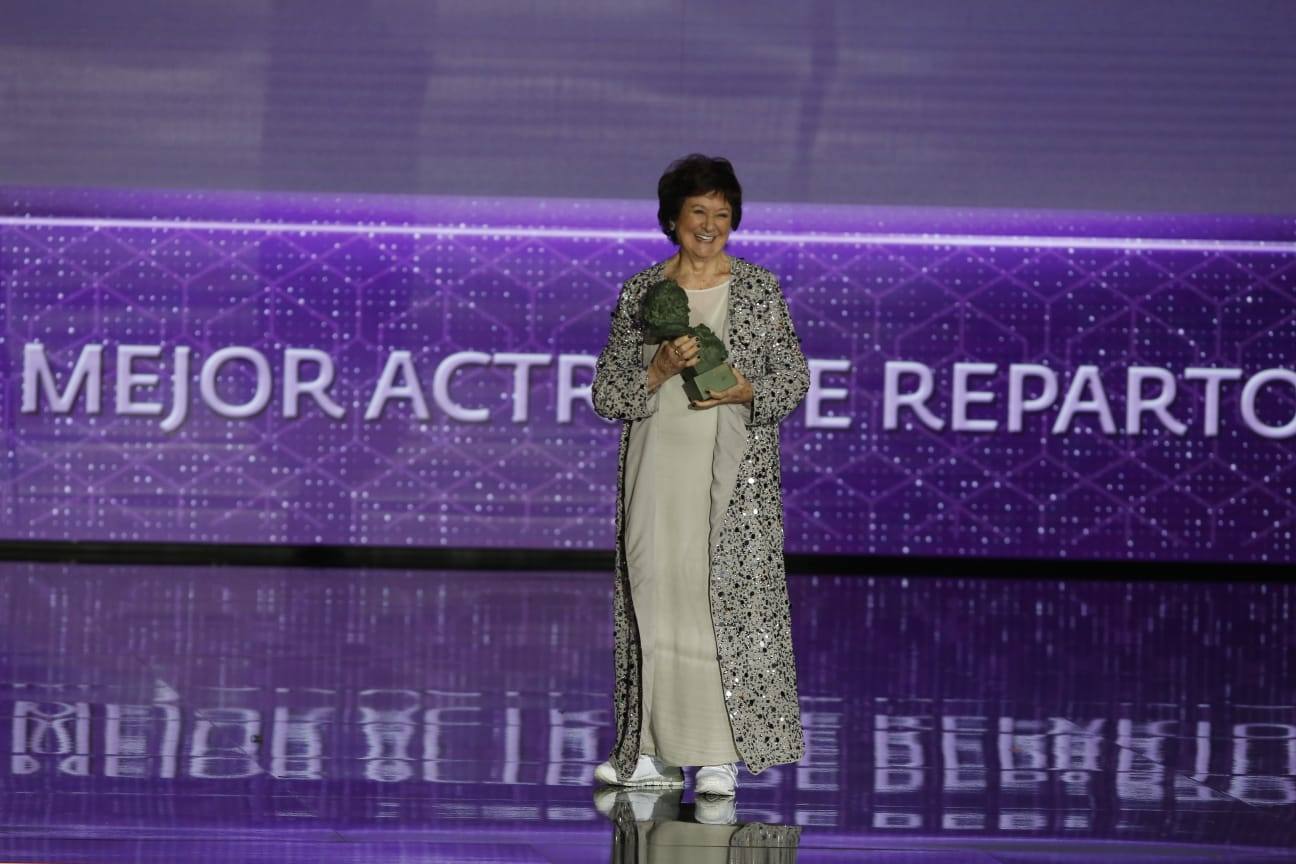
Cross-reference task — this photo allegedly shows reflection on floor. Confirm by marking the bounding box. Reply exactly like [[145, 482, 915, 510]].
[[0, 562, 1293, 863]]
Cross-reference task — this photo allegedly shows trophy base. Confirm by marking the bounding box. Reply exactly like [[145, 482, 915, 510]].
[[682, 363, 737, 402]]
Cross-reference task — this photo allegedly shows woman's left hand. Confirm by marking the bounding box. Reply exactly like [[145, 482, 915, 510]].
[[689, 366, 754, 409]]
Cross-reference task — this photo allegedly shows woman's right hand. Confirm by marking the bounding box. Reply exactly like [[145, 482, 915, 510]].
[[647, 335, 699, 392]]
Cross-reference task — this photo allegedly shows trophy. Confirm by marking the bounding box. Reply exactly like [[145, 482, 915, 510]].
[[641, 278, 737, 402]]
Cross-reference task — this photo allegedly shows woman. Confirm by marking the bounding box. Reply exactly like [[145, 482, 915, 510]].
[[591, 154, 809, 797]]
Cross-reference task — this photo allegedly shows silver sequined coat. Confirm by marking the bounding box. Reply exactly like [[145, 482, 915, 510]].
[[591, 256, 809, 776]]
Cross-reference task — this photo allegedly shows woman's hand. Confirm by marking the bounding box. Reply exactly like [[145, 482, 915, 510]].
[[646, 335, 699, 392], [690, 366, 754, 409]]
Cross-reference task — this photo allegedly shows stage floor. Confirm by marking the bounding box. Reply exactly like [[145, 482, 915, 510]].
[[0, 562, 1292, 863]]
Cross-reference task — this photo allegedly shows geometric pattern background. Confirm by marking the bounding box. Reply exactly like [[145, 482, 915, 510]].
[[2, 187, 1294, 562]]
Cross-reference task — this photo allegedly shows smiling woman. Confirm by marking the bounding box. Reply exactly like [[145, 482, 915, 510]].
[[656, 155, 742, 260], [591, 154, 811, 799]]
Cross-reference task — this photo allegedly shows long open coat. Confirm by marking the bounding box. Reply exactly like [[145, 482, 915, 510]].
[[591, 255, 809, 776]]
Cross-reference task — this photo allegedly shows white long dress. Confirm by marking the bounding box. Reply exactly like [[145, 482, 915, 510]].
[[622, 278, 740, 767]]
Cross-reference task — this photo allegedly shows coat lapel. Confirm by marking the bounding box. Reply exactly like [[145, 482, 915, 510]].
[[709, 257, 753, 557], [721, 257, 756, 376]]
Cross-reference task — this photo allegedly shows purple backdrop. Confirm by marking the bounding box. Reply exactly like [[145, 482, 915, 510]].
[[2, 187, 1294, 562]]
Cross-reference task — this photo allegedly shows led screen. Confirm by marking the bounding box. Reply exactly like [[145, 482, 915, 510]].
[[4, 187, 1293, 561]]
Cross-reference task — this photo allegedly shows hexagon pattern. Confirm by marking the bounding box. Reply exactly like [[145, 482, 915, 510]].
[[2, 188, 1293, 562]]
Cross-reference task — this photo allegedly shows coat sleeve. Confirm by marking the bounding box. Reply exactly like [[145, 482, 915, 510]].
[[747, 283, 809, 427], [592, 283, 659, 421]]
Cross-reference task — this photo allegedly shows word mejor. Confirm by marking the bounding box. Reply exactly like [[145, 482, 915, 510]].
[[20, 344, 601, 428]]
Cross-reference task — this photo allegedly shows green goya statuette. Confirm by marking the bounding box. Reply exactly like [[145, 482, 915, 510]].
[[640, 278, 737, 402]]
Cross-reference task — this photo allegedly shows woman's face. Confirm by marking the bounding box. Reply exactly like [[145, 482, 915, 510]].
[[675, 190, 732, 261]]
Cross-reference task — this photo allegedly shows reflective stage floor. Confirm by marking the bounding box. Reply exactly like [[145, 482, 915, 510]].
[[0, 562, 1293, 863]]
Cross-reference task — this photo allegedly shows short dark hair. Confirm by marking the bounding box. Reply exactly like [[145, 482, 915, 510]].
[[656, 154, 743, 244]]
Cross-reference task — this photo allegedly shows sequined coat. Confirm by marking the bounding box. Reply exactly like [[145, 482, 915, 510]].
[[591, 256, 809, 776]]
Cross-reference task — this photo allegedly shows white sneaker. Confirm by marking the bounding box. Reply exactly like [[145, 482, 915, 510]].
[[594, 755, 684, 788], [694, 762, 738, 797]]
